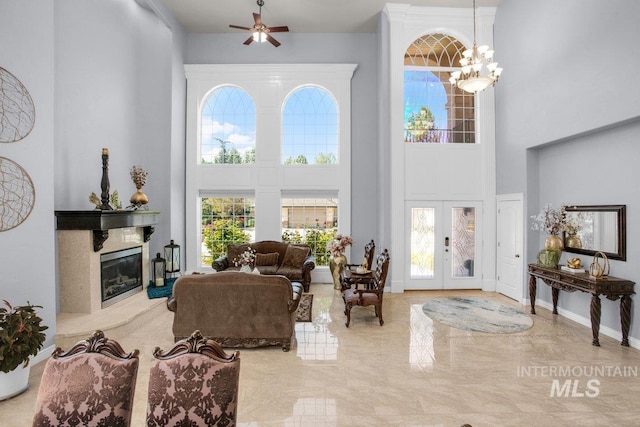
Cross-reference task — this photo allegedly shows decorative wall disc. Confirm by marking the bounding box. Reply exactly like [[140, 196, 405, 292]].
[[0, 66, 36, 143], [0, 156, 35, 231]]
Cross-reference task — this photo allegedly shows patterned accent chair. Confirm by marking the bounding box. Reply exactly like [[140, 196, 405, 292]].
[[342, 249, 390, 327], [146, 330, 241, 427], [32, 330, 139, 427]]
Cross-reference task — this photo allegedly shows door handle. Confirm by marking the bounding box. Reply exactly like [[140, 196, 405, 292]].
[[445, 237, 449, 247], [515, 254, 520, 258]]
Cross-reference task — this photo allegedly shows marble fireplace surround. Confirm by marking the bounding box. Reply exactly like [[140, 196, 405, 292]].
[[55, 210, 160, 314]]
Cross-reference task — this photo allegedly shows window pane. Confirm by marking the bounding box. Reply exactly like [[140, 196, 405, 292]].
[[282, 87, 338, 164], [201, 197, 255, 267], [201, 87, 256, 164], [281, 197, 338, 266], [404, 34, 476, 144]]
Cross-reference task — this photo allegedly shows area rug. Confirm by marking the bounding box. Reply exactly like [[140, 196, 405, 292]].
[[147, 277, 177, 299], [422, 297, 533, 334], [296, 294, 313, 322]]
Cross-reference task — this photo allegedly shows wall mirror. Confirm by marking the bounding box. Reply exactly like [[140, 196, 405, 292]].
[[562, 205, 626, 261]]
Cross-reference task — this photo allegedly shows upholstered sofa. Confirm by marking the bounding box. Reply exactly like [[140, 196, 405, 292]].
[[167, 271, 303, 351], [212, 240, 315, 292]]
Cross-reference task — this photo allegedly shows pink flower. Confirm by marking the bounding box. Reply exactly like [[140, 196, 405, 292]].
[[327, 235, 353, 257]]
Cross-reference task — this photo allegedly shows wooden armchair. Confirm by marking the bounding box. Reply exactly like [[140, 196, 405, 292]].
[[340, 239, 375, 291], [32, 330, 139, 427], [146, 330, 241, 427], [342, 249, 390, 327]]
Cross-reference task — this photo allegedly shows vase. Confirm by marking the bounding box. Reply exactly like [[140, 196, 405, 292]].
[[240, 264, 252, 273], [545, 235, 564, 251], [566, 234, 582, 249], [537, 249, 561, 268], [0, 363, 30, 401], [130, 187, 149, 207], [329, 254, 347, 290]]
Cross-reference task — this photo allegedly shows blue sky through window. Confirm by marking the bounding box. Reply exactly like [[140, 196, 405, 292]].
[[282, 86, 338, 164], [404, 70, 448, 130], [201, 87, 256, 163]]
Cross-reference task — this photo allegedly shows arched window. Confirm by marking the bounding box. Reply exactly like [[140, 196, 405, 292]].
[[404, 33, 475, 143], [201, 86, 256, 164], [282, 86, 338, 164]]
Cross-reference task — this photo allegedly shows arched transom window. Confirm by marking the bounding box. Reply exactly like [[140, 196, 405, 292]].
[[404, 33, 476, 144], [201, 86, 256, 164], [282, 86, 338, 164]]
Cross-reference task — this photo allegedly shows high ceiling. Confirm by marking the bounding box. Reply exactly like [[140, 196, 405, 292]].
[[162, 0, 503, 34]]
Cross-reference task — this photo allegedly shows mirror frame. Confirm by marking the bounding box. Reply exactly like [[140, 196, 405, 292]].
[[562, 205, 626, 261]]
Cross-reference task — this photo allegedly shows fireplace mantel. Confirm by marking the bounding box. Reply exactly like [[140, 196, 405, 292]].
[[55, 210, 160, 251]]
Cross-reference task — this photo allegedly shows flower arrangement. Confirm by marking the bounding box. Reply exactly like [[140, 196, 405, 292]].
[[234, 246, 257, 267], [327, 234, 353, 257], [562, 208, 584, 236], [130, 165, 148, 189], [530, 204, 565, 236]]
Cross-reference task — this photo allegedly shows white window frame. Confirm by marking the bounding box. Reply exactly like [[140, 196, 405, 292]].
[[185, 64, 357, 273]]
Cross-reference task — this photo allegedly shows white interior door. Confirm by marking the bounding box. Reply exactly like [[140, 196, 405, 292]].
[[496, 194, 524, 301], [406, 201, 482, 290]]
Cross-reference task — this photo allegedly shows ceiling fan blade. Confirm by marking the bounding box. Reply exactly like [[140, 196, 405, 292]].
[[229, 24, 252, 31], [253, 12, 263, 26], [267, 26, 289, 33], [243, 36, 254, 45], [266, 34, 281, 47]]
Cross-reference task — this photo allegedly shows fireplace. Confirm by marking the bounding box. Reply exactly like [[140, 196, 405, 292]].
[[101, 246, 143, 308]]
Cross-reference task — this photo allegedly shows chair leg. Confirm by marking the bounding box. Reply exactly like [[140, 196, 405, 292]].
[[377, 304, 384, 326], [345, 303, 352, 327]]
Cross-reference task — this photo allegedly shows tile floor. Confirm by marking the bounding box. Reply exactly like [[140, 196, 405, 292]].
[[2, 284, 640, 427]]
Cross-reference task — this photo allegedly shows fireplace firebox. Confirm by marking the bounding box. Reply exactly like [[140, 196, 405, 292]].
[[100, 246, 143, 308]]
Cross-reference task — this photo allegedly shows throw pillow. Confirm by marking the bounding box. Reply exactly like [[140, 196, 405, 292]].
[[227, 244, 249, 266], [256, 252, 279, 266], [281, 245, 310, 269]]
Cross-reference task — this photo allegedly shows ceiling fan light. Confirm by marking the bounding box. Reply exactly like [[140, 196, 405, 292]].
[[252, 30, 266, 42]]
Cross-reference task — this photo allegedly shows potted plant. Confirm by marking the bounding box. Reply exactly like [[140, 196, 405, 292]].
[[0, 300, 48, 400]]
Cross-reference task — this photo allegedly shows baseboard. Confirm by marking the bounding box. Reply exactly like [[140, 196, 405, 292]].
[[534, 299, 639, 350]]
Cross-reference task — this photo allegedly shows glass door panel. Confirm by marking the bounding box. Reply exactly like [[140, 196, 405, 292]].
[[407, 202, 481, 290], [450, 207, 476, 278], [410, 207, 436, 279]]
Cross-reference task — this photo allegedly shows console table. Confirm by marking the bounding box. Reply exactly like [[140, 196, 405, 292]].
[[528, 264, 635, 346]]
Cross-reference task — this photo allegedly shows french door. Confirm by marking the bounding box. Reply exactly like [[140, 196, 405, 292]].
[[406, 201, 482, 290]]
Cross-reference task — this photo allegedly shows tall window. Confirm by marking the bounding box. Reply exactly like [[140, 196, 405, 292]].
[[281, 197, 338, 266], [200, 197, 255, 267], [201, 86, 256, 164], [186, 64, 355, 273], [404, 33, 475, 144], [282, 86, 338, 164]]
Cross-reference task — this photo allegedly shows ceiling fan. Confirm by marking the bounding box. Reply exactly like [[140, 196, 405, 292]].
[[229, 0, 289, 47]]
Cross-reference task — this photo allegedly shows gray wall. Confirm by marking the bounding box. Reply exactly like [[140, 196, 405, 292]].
[[495, 0, 640, 342], [54, 0, 177, 258], [186, 32, 380, 250], [1, 0, 187, 350], [1, 1, 57, 350]]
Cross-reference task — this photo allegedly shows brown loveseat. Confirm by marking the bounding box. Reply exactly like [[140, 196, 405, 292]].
[[212, 240, 315, 292], [167, 271, 302, 351]]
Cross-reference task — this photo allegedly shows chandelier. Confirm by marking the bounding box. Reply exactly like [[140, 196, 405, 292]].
[[449, 0, 503, 93]]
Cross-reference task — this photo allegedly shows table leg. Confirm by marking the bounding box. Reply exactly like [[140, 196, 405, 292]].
[[529, 275, 537, 314], [552, 287, 559, 315], [590, 295, 601, 346], [620, 296, 632, 347]]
